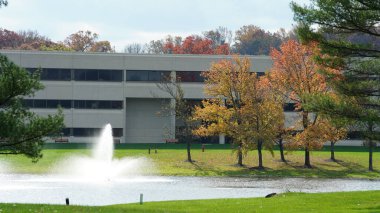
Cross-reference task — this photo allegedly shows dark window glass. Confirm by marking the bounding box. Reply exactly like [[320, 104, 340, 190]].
[[112, 128, 123, 137], [74, 70, 86, 80], [111, 101, 123, 109], [74, 69, 123, 81], [111, 70, 123, 81], [60, 69, 71, 80], [256, 72, 265, 77], [176, 71, 204, 82], [347, 131, 364, 139], [38, 69, 71, 81], [73, 128, 101, 137], [86, 70, 98, 81], [98, 101, 111, 109], [98, 70, 112, 81], [148, 71, 161, 81], [61, 128, 71, 136], [33, 100, 46, 108], [86, 100, 99, 109], [284, 103, 296, 112], [126, 70, 149, 81], [59, 100, 72, 109], [45, 69, 60, 80], [23, 99, 34, 108], [46, 100, 60, 108], [74, 100, 86, 109]]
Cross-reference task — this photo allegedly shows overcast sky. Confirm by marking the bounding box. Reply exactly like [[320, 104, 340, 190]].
[[0, 0, 310, 52]]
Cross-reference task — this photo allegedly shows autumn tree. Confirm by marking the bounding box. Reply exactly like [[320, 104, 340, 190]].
[[156, 78, 197, 162], [203, 26, 233, 50], [0, 55, 64, 161], [0, 28, 22, 49], [90, 40, 113, 52], [193, 57, 283, 168], [147, 34, 230, 55], [64, 30, 113, 52], [292, 0, 380, 170], [234, 25, 282, 55], [269, 40, 344, 168]]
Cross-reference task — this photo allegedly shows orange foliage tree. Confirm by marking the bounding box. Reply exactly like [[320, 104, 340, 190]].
[[163, 36, 230, 55], [269, 40, 345, 168], [193, 57, 283, 168]]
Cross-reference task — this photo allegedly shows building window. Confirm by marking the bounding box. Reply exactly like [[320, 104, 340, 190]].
[[26, 68, 71, 81], [126, 70, 170, 82], [24, 99, 122, 109], [23, 99, 72, 109], [283, 103, 297, 112], [74, 69, 123, 82], [176, 71, 204, 82], [73, 100, 123, 109], [72, 128, 123, 137]]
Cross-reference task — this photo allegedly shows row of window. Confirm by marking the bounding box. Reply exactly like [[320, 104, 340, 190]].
[[23, 99, 123, 109], [60, 128, 123, 137], [27, 68, 123, 82], [25, 68, 265, 83], [22, 99, 295, 112]]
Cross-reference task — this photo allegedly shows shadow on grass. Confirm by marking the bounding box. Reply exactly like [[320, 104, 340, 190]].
[[186, 158, 380, 179]]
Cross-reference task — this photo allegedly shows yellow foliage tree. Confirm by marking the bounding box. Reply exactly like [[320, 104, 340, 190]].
[[193, 57, 284, 169]]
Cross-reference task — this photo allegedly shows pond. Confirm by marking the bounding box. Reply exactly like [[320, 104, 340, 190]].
[[1, 174, 379, 206]]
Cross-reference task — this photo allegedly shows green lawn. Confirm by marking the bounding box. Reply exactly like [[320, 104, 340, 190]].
[[1, 191, 379, 212], [0, 144, 379, 179]]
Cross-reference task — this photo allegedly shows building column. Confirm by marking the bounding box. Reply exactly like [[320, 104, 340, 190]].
[[219, 134, 225, 144], [170, 98, 176, 139], [170, 70, 176, 139]]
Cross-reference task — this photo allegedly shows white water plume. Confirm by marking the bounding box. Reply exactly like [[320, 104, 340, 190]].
[[52, 124, 152, 181]]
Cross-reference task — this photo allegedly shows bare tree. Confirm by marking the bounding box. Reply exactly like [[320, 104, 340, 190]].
[[156, 76, 197, 162], [124, 43, 145, 54]]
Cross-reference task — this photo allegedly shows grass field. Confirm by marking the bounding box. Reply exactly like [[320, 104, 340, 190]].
[[0, 190, 379, 212], [0, 144, 379, 179]]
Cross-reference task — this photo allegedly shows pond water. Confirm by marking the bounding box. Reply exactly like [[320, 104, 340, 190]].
[[1, 174, 379, 206]]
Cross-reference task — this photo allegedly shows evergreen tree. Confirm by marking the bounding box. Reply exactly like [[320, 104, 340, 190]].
[[292, 0, 380, 170], [0, 55, 64, 161]]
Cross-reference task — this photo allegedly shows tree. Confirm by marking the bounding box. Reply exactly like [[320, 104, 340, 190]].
[[124, 43, 145, 54], [0, 28, 22, 49], [0, 0, 7, 7], [0, 55, 64, 161], [234, 25, 282, 55], [269, 40, 342, 168], [292, 0, 380, 170], [90, 41, 113, 52], [64, 30, 112, 52], [193, 57, 283, 168], [146, 40, 164, 54], [203, 26, 233, 48], [156, 77, 197, 162]]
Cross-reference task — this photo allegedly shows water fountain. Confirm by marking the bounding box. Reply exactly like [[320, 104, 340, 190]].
[[54, 123, 151, 181]]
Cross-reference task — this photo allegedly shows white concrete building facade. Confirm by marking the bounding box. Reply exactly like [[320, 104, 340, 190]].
[[0, 50, 362, 145]]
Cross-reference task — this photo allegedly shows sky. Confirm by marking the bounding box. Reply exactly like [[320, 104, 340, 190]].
[[0, 0, 310, 52]]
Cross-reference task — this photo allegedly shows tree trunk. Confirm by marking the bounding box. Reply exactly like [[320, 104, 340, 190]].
[[302, 111, 312, 168], [304, 148, 312, 168], [369, 139, 373, 171], [237, 144, 243, 166], [186, 136, 192, 162], [330, 141, 336, 161], [257, 140, 264, 169], [279, 139, 286, 162]]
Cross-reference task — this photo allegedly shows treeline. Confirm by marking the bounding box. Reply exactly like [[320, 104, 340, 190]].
[[1, 25, 377, 55]]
